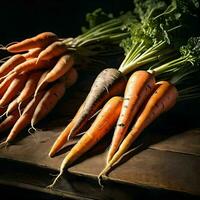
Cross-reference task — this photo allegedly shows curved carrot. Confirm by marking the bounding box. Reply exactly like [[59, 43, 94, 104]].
[[37, 41, 69, 62], [35, 54, 74, 95], [107, 70, 155, 162], [23, 48, 42, 59], [99, 81, 178, 178], [48, 103, 84, 157], [4, 91, 45, 143], [17, 71, 43, 104], [31, 81, 66, 127], [0, 73, 28, 107], [48, 96, 123, 188], [7, 32, 58, 53], [0, 54, 26, 78], [68, 68, 127, 140]]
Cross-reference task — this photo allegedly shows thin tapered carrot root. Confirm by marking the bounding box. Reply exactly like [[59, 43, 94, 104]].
[[107, 70, 155, 162], [68, 68, 127, 140], [49, 96, 123, 188], [7, 32, 58, 53], [99, 81, 178, 179], [37, 41, 69, 62]]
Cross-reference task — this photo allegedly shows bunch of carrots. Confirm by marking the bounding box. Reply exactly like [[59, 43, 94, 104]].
[[48, 0, 200, 187], [0, 9, 133, 146]]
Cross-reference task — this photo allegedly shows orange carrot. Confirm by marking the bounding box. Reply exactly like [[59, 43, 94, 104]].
[[6, 97, 31, 117], [99, 81, 178, 178], [34, 54, 74, 96], [7, 32, 58, 53], [68, 68, 127, 140], [107, 70, 155, 162], [0, 110, 20, 133], [3, 91, 45, 143], [49, 103, 84, 157], [48, 96, 123, 188], [23, 48, 42, 59], [17, 71, 43, 104], [31, 81, 66, 128], [37, 41, 69, 62], [0, 72, 18, 97], [0, 73, 28, 107], [63, 67, 78, 88], [0, 54, 26, 78]]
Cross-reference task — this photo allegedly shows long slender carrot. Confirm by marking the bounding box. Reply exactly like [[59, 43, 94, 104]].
[[99, 81, 178, 179], [7, 32, 58, 53], [35, 54, 74, 96], [48, 96, 123, 188], [0, 73, 28, 107], [68, 68, 127, 140], [37, 41, 69, 62], [48, 103, 84, 157], [107, 70, 156, 162], [23, 48, 42, 59], [17, 71, 43, 104], [3, 91, 45, 143], [0, 54, 26, 78], [0, 110, 20, 133], [0, 72, 17, 97], [31, 81, 66, 128]]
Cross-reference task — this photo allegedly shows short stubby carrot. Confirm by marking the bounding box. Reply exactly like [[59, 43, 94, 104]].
[[48, 96, 123, 188], [7, 32, 58, 53], [99, 81, 178, 178], [48, 102, 84, 157], [0, 54, 26, 78], [107, 70, 156, 162], [37, 41, 69, 62], [31, 81, 66, 127], [68, 68, 127, 140]]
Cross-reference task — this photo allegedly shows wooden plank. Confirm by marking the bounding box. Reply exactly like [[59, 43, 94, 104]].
[[0, 128, 199, 196], [150, 129, 200, 156]]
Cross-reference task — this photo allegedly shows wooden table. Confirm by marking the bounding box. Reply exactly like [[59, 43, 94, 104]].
[[0, 70, 199, 199]]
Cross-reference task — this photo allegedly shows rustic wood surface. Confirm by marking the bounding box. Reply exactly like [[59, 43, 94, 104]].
[[0, 70, 199, 199]]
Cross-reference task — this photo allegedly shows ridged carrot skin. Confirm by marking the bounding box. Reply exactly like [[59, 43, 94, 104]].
[[7, 32, 58, 53], [107, 70, 155, 162], [68, 68, 127, 140], [99, 81, 178, 177]]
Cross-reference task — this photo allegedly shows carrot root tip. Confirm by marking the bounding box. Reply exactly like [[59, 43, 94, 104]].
[[5, 41, 19, 48], [0, 141, 9, 149], [97, 174, 104, 190], [18, 102, 22, 116], [0, 112, 6, 119], [47, 169, 63, 189]]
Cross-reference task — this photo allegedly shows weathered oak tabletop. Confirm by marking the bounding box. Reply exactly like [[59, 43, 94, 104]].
[[0, 70, 199, 199]]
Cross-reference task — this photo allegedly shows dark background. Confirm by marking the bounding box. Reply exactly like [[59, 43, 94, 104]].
[[0, 0, 133, 45]]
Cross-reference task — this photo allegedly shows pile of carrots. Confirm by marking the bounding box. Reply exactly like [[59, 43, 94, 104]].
[[0, 32, 78, 146]]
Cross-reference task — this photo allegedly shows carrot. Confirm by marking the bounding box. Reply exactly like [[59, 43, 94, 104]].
[[67, 68, 127, 140], [34, 54, 74, 96], [0, 73, 28, 107], [48, 103, 84, 157], [107, 70, 156, 162], [63, 67, 78, 88], [23, 48, 42, 59], [17, 71, 43, 104], [0, 110, 20, 133], [31, 81, 66, 128], [7, 32, 58, 53], [0, 54, 26, 78], [98, 81, 178, 180], [2, 91, 45, 144], [48, 96, 123, 188], [6, 97, 31, 117], [0, 72, 17, 97], [37, 41, 69, 62]]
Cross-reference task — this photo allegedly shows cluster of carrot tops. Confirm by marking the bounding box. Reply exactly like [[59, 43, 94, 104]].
[[0, 9, 132, 146], [47, 0, 200, 187]]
